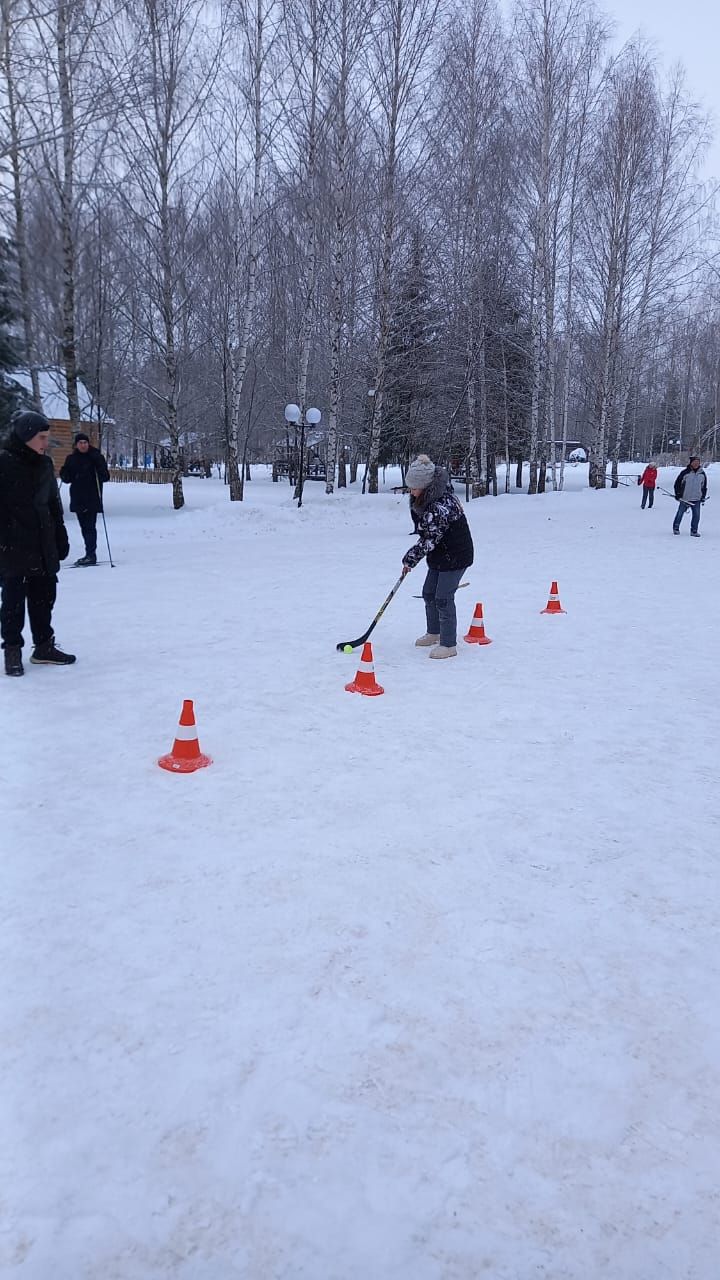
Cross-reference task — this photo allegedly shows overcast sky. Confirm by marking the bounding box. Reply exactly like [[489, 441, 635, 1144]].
[[602, 0, 719, 180]]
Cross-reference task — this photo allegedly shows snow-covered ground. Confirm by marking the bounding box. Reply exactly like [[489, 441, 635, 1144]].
[[4, 465, 720, 1279]]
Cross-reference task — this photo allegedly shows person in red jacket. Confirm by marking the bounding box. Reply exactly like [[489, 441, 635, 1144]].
[[639, 461, 657, 508]]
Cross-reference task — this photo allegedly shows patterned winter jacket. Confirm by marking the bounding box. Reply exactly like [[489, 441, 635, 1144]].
[[403, 468, 474, 572]]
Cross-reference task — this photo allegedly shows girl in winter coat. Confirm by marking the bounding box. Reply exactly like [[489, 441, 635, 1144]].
[[639, 462, 657, 508], [401, 454, 474, 659]]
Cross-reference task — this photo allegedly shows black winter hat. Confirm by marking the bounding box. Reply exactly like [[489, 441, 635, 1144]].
[[12, 410, 52, 444], [74, 432, 90, 445]]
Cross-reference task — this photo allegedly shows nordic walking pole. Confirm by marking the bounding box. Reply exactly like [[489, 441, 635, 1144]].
[[336, 571, 409, 651], [96, 472, 115, 567]]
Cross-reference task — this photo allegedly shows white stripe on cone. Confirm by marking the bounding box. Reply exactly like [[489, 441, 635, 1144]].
[[174, 723, 199, 740]]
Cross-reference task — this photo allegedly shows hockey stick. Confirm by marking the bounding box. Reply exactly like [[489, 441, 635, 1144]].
[[412, 581, 470, 597], [336, 573, 407, 651], [656, 486, 709, 503]]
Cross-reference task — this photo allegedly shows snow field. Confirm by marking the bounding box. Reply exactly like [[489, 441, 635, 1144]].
[[3, 467, 720, 1279]]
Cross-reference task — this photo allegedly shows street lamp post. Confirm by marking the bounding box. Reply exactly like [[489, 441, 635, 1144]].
[[285, 402, 322, 508]]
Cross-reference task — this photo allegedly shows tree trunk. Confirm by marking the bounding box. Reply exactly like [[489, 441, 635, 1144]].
[[527, 304, 541, 494], [501, 340, 510, 493], [2, 16, 40, 404], [56, 0, 81, 427], [465, 316, 481, 498], [477, 309, 488, 494], [326, 2, 352, 496], [229, 0, 265, 502]]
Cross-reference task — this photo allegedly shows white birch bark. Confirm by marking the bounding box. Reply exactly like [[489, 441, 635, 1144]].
[[325, 0, 368, 493], [1, 6, 41, 404], [365, 0, 442, 494], [113, 0, 223, 508], [227, 0, 269, 502]]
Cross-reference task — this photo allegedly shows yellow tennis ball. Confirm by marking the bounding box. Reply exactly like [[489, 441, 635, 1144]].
[[343, 644, 353, 654]]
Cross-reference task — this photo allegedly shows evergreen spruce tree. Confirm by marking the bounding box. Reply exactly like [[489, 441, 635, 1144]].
[[381, 229, 441, 471], [0, 239, 24, 433]]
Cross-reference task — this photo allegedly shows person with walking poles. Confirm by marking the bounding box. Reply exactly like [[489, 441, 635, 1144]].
[[401, 454, 474, 659], [672, 454, 707, 537], [639, 460, 657, 508], [0, 411, 76, 677], [60, 431, 110, 565]]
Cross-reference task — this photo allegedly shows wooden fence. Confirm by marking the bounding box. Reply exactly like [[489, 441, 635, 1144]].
[[108, 467, 173, 484]]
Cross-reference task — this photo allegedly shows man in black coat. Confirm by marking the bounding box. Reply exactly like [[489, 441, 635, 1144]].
[[60, 431, 110, 566], [0, 411, 76, 676]]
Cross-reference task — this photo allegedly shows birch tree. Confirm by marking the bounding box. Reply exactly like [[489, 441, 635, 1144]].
[[279, 0, 334, 505], [324, 0, 370, 492], [433, 0, 509, 496], [114, 0, 222, 509], [606, 68, 708, 484], [15, 0, 115, 425], [583, 47, 657, 488], [220, 0, 281, 501], [1, 0, 40, 403], [514, 0, 604, 493], [364, 0, 444, 493]]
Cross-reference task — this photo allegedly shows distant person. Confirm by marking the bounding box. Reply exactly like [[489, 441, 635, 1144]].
[[60, 432, 110, 565], [672, 454, 707, 537], [401, 454, 474, 659], [639, 461, 657, 508], [0, 411, 75, 676]]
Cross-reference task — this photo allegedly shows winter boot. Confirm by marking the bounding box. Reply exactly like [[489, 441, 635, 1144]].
[[30, 638, 76, 666], [74, 554, 97, 566], [691, 531, 701, 538], [672, 527, 680, 535], [415, 633, 440, 647], [4, 646, 24, 677], [429, 644, 457, 659]]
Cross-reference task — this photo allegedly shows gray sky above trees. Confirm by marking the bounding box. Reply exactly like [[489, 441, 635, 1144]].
[[498, 0, 719, 178], [595, 0, 719, 178]]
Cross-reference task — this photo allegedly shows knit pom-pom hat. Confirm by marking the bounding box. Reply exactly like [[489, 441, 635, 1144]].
[[406, 454, 435, 491]]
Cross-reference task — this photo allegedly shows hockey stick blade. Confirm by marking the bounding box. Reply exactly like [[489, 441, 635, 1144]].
[[336, 573, 407, 651], [336, 629, 373, 652]]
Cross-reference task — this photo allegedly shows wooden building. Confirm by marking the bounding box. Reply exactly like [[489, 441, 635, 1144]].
[[9, 369, 108, 475]]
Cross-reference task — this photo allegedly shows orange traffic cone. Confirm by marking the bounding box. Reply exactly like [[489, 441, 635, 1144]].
[[464, 602, 492, 645], [541, 581, 566, 614], [345, 642, 384, 696], [158, 699, 212, 772]]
